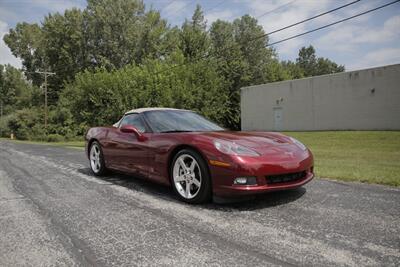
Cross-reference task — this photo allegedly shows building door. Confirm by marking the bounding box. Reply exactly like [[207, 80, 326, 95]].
[[273, 107, 283, 131]]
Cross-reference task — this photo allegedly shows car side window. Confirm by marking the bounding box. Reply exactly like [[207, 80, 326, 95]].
[[119, 114, 146, 133]]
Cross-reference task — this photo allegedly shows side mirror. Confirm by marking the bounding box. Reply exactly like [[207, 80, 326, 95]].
[[120, 125, 147, 141]]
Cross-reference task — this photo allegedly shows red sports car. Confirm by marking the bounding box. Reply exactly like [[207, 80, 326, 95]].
[[85, 108, 314, 203]]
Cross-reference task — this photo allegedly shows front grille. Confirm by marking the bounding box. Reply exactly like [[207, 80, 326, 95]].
[[266, 171, 306, 184]]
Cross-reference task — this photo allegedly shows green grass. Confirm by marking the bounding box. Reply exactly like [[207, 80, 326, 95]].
[[2, 131, 400, 186], [0, 138, 84, 149], [285, 131, 400, 187]]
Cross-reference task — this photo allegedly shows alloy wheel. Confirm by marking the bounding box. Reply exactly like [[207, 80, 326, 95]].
[[90, 143, 101, 173], [173, 154, 202, 199]]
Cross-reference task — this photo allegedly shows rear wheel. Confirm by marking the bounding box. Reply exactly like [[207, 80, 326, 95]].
[[89, 141, 107, 176], [171, 149, 211, 204]]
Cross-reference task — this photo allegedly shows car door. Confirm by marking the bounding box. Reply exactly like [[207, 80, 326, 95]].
[[103, 113, 150, 177]]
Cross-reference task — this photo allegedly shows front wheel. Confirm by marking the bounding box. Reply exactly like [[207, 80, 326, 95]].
[[89, 141, 107, 176], [171, 149, 211, 204]]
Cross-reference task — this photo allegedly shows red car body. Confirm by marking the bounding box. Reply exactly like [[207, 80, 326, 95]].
[[85, 109, 314, 199]]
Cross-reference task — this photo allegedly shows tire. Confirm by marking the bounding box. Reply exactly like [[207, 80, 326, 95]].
[[89, 141, 107, 176], [170, 149, 212, 204]]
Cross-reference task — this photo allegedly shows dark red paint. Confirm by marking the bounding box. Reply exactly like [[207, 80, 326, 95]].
[[85, 124, 314, 198]]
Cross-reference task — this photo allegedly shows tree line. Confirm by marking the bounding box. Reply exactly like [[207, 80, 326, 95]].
[[0, 0, 344, 141]]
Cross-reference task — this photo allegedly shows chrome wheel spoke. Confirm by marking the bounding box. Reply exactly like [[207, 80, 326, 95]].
[[178, 158, 187, 171], [173, 154, 202, 199], [185, 182, 191, 198], [189, 160, 196, 172], [192, 177, 201, 187], [175, 175, 185, 182]]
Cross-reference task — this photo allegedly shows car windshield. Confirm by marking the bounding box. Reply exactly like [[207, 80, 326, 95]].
[[144, 110, 224, 133]]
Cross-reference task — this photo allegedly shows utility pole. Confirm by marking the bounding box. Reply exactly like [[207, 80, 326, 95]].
[[35, 70, 55, 129], [0, 101, 3, 137]]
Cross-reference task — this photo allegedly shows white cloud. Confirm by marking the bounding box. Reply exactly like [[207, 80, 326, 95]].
[[205, 10, 236, 24], [163, 0, 191, 17], [317, 15, 400, 52], [242, 0, 387, 59], [251, 0, 332, 56], [0, 20, 22, 68], [347, 47, 400, 70], [30, 0, 84, 12]]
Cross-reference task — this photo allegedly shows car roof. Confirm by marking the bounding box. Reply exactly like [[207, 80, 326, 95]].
[[124, 107, 189, 114]]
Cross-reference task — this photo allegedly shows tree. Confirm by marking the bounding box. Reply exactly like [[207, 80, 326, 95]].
[[209, 20, 248, 129], [0, 64, 40, 114], [3, 22, 46, 86], [179, 5, 209, 60], [296, 45, 344, 77], [233, 15, 275, 84], [135, 10, 171, 63], [315, 57, 345, 75], [209, 16, 286, 129], [4, 9, 86, 102], [84, 0, 146, 69], [296, 45, 317, 77], [3, 1, 346, 138], [281, 60, 304, 79], [41, 8, 87, 102]]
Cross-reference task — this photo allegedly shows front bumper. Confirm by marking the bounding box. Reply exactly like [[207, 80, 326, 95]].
[[209, 150, 314, 197], [214, 171, 314, 197]]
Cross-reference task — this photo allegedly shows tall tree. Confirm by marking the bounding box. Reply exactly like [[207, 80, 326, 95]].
[[0, 64, 40, 114], [3, 22, 46, 86], [135, 10, 171, 63], [209, 15, 285, 129], [315, 57, 345, 75], [179, 5, 209, 60], [296, 45, 317, 77], [84, 0, 145, 69], [233, 15, 275, 84], [281, 60, 304, 79], [41, 8, 86, 102], [210, 20, 248, 129], [296, 45, 344, 77]]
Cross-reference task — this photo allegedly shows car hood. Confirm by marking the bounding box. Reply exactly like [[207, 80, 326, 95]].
[[200, 131, 292, 149]]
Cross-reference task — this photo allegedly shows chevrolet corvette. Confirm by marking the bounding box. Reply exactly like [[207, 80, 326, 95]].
[[85, 108, 314, 203]]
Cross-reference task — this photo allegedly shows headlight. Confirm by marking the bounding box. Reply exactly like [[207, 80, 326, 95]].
[[289, 137, 307, 151], [214, 139, 260, 157]]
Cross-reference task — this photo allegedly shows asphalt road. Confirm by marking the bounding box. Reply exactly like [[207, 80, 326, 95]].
[[0, 140, 399, 266]]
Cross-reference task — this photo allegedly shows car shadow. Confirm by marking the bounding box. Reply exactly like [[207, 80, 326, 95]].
[[77, 168, 306, 211]]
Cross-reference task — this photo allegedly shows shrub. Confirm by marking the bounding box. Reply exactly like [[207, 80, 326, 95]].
[[6, 108, 44, 140], [45, 134, 65, 142], [0, 114, 13, 138]]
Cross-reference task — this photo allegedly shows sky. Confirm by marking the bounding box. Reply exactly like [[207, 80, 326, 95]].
[[0, 0, 399, 71]]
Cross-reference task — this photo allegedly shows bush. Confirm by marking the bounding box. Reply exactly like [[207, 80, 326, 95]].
[[0, 114, 13, 138], [61, 56, 229, 128], [7, 108, 43, 140], [45, 134, 65, 142]]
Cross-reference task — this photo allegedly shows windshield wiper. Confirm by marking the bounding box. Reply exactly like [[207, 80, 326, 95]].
[[160, 130, 194, 133]]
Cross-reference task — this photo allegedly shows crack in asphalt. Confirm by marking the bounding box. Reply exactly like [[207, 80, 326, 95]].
[[1, 156, 101, 267], [0, 140, 399, 266]]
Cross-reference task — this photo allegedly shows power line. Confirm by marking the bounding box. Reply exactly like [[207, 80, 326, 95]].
[[173, 0, 196, 16], [152, 0, 398, 76], [266, 0, 400, 47], [268, 0, 361, 36], [256, 0, 297, 20], [248, 0, 361, 45], [159, 0, 176, 13], [203, 0, 225, 14]]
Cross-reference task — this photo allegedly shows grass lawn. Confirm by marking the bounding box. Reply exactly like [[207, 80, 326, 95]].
[[286, 131, 400, 187], [0, 138, 85, 149], [2, 131, 399, 186]]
